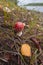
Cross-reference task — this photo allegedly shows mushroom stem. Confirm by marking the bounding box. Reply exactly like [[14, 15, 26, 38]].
[[17, 31, 22, 36]]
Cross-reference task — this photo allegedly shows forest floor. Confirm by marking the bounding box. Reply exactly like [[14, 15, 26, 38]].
[[0, 1, 43, 65]]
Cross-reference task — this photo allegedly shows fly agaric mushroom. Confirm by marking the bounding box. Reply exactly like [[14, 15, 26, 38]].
[[13, 22, 25, 36], [13, 22, 29, 36], [21, 44, 31, 57]]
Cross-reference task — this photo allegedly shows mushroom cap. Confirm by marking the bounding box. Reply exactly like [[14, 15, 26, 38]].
[[13, 22, 25, 32], [21, 44, 31, 57]]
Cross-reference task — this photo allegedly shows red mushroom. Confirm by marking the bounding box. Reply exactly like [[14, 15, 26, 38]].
[[13, 22, 25, 36], [13, 22, 25, 32]]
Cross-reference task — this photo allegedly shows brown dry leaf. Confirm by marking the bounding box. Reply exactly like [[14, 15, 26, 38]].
[[21, 44, 31, 57]]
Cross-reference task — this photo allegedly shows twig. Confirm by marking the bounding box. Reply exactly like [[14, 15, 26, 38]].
[[0, 50, 19, 55], [30, 37, 42, 52], [26, 33, 43, 40], [0, 24, 12, 29], [19, 53, 28, 65], [0, 58, 8, 62]]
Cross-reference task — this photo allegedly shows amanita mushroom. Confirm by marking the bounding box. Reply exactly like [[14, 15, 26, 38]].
[[21, 44, 31, 57], [13, 22, 25, 36]]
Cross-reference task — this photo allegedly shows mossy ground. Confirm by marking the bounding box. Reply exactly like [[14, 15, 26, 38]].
[[0, 1, 43, 65]]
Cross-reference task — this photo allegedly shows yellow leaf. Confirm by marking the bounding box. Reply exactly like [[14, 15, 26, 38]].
[[21, 44, 31, 57]]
